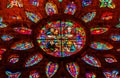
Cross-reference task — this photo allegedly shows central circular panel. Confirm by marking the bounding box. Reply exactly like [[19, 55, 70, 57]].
[[36, 20, 86, 57]]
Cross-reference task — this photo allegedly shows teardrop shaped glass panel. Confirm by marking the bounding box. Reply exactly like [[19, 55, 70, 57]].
[[82, 54, 101, 67], [8, 54, 19, 64], [101, 12, 113, 21], [0, 23, 7, 28], [5, 71, 21, 78], [82, 0, 92, 7], [66, 62, 79, 78], [46, 62, 58, 78], [86, 72, 96, 78], [25, 11, 41, 23], [64, 2, 77, 15], [82, 12, 96, 23], [103, 70, 119, 78], [1, 35, 14, 41], [110, 34, 120, 41], [115, 23, 120, 28], [90, 27, 109, 35], [25, 53, 43, 67], [104, 54, 117, 63], [11, 41, 34, 50], [45, 2, 58, 16], [90, 42, 113, 50], [13, 27, 32, 35]]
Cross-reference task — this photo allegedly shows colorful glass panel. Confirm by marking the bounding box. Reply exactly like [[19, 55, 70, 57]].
[[0, 17, 7, 28], [90, 42, 113, 50], [25, 53, 43, 67], [29, 70, 40, 78], [30, 0, 39, 7], [66, 62, 79, 78], [37, 20, 86, 57], [82, 0, 92, 7], [110, 34, 120, 41], [104, 54, 117, 63], [11, 41, 34, 50], [90, 27, 109, 35], [101, 12, 113, 21], [103, 70, 119, 78], [1, 35, 13, 41], [0, 48, 6, 60], [8, 54, 19, 64], [13, 27, 32, 35], [7, 0, 23, 8], [100, 0, 115, 9], [25, 11, 41, 23], [82, 54, 101, 67], [5, 71, 21, 78], [86, 72, 96, 78], [46, 62, 58, 78], [82, 12, 96, 23], [45, 2, 58, 16], [64, 2, 77, 15], [115, 23, 120, 28]]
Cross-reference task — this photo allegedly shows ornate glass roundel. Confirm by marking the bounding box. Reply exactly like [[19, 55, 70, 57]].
[[36, 20, 86, 57]]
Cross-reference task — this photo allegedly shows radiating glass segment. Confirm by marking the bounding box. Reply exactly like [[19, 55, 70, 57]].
[[0, 17, 7, 28], [82, 0, 92, 7], [86, 72, 96, 78], [64, 2, 76, 15], [1, 35, 13, 41], [101, 12, 113, 21], [82, 12, 96, 23], [100, 0, 115, 9], [103, 70, 119, 78], [115, 23, 120, 28], [90, 41, 113, 50], [66, 62, 79, 78], [13, 27, 32, 35], [30, 0, 39, 6], [37, 20, 86, 57], [7, 0, 23, 8], [46, 62, 58, 78], [25, 53, 43, 67], [11, 41, 34, 50], [29, 70, 40, 78], [8, 54, 19, 64], [90, 27, 109, 35], [82, 54, 101, 67], [25, 11, 41, 23], [110, 34, 120, 41], [5, 71, 21, 78], [104, 54, 117, 63], [45, 2, 58, 16]]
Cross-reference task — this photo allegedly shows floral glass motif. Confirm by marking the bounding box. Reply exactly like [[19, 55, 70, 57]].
[[103, 70, 119, 78], [45, 2, 58, 16], [82, 0, 92, 7], [100, 0, 115, 9], [37, 20, 86, 57], [101, 12, 113, 21], [104, 54, 117, 63], [1, 35, 14, 41], [90, 27, 109, 35], [82, 54, 101, 67], [82, 12, 96, 23], [86, 72, 96, 78], [29, 70, 40, 78], [25, 53, 43, 67], [66, 62, 79, 78], [30, 0, 39, 7], [7, 0, 23, 8], [110, 34, 120, 42], [5, 71, 21, 78], [13, 27, 32, 35], [64, 2, 77, 15], [25, 11, 41, 23], [46, 62, 58, 78], [90, 41, 113, 50], [0, 48, 6, 60], [0, 17, 7, 28], [8, 54, 19, 64]]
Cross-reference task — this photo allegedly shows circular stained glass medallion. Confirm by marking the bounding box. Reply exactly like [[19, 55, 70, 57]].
[[36, 20, 86, 57]]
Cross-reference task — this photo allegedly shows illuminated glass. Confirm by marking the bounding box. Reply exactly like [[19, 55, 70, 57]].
[[5, 71, 21, 78], [7, 0, 23, 8]]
